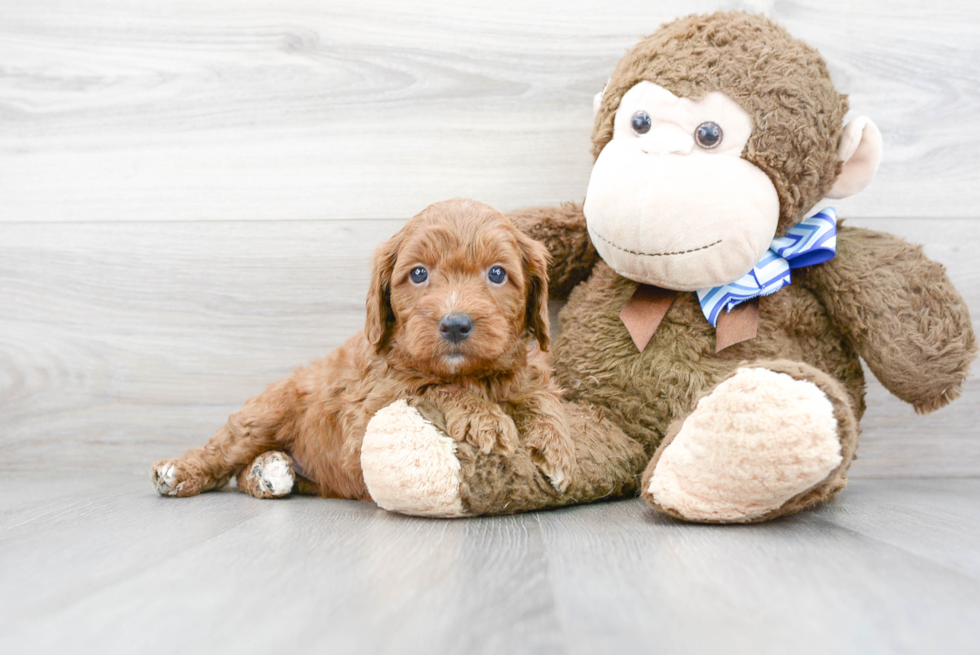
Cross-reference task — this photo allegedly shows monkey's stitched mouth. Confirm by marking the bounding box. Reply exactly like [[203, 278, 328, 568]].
[[591, 229, 722, 258]]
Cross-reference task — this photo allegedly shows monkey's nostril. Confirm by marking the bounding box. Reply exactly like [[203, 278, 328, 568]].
[[439, 313, 473, 344]]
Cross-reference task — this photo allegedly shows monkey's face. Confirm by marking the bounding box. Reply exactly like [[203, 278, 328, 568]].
[[584, 82, 780, 291]]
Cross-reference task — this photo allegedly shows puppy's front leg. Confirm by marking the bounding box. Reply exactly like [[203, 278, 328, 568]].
[[513, 389, 576, 492], [417, 387, 519, 455]]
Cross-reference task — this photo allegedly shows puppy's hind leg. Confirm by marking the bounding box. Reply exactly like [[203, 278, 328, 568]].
[[237, 451, 296, 499], [151, 379, 298, 497], [237, 451, 325, 498]]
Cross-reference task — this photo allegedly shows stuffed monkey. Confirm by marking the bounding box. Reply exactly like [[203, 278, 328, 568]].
[[360, 11, 976, 523]]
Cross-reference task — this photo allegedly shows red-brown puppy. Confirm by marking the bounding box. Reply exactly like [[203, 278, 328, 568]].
[[150, 198, 574, 500]]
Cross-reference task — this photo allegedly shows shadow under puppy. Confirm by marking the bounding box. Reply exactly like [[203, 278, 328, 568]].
[[151, 198, 587, 501]]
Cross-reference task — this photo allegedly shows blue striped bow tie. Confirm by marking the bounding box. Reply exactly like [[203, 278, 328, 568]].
[[696, 208, 837, 327]]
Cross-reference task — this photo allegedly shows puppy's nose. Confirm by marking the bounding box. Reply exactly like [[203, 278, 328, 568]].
[[439, 313, 473, 344]]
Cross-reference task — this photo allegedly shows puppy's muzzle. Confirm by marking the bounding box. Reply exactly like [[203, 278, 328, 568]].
[[439, 313, 473, 344]]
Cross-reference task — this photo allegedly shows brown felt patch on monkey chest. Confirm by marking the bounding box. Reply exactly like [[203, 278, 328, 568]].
[[552, 262, 865, 453], [620, 285, 760, 353]]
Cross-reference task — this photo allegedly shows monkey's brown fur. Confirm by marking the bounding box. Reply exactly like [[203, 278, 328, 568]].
[[424, 12, 976, 521], [150, 199, 589, 499]]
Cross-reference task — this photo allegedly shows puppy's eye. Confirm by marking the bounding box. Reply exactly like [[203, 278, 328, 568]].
[[695, 121, 723, 149], [631, 110, 652, 135], [487, 266, 507, 285], [409, 266, 428, 284]]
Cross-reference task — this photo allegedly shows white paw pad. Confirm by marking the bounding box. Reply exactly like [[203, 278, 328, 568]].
[[650, 368, 842, 522], [151, 462, 180, 496], [361, 400, 467, 517], [247, 452, 294, 498], [548, 469, 568, 492]]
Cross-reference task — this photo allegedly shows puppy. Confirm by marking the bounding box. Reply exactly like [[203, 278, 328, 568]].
[[150, 198, 575, 500]]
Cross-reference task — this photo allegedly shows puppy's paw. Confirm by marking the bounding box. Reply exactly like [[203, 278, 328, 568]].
[[447, 405, 519, 455], [150, 458, 206, 497], [238, 451, 295, 499], [525, 424, 576, 493]]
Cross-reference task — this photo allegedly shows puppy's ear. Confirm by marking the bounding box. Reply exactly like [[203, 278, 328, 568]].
[[516, 231, 552, 351], [365, 234, 401, 352]]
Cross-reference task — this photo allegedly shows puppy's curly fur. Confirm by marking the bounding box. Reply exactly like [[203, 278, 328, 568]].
[[150, 199, 575, 499]]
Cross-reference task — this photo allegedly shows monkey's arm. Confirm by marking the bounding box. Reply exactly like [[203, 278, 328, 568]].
[[798, 225, 977, 413], [506, 203, 599, 300]]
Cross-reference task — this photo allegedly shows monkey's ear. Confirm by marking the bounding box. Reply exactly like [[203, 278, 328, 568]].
[[593, 78, 610, 117], [827, 117, 882, 199], [365, 236, 400, 353], [517, 231, 552, 351]]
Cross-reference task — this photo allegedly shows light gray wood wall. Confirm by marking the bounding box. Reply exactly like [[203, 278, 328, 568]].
[[2, 0, 978, 475]]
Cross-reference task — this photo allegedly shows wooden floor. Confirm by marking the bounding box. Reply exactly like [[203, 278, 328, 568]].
[[1, 474, 978, 655]]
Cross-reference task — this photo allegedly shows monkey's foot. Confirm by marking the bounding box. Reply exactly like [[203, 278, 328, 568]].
[[237, 451, 295, 499], [642, 363, 858, 523], [361, 400, 469, 517]]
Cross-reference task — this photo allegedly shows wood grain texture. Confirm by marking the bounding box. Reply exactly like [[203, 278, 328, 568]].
[[1, 474, 978, 655], [1, 0, 978, 222], [0, 219, 389, 470], [0, 473, 564, 655], [535, 480, 980, 655], [1, 216, 977, 476]]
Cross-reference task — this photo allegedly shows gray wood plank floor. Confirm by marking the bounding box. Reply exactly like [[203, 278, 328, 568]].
[[1, 474, 978, 655]]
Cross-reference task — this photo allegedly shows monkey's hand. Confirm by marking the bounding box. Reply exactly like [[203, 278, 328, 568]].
[[799, 225, 977, 413]]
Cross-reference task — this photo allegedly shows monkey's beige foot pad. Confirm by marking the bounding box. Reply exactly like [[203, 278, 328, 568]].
[[361, 400, 469, 518], [644, 367, 843, 523]]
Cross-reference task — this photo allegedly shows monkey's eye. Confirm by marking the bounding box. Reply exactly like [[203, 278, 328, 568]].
[[695, 121, 723, 149], [631, 111, 652, 135], [409, 266, 428, 284], [487, 266, 507, 285]]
